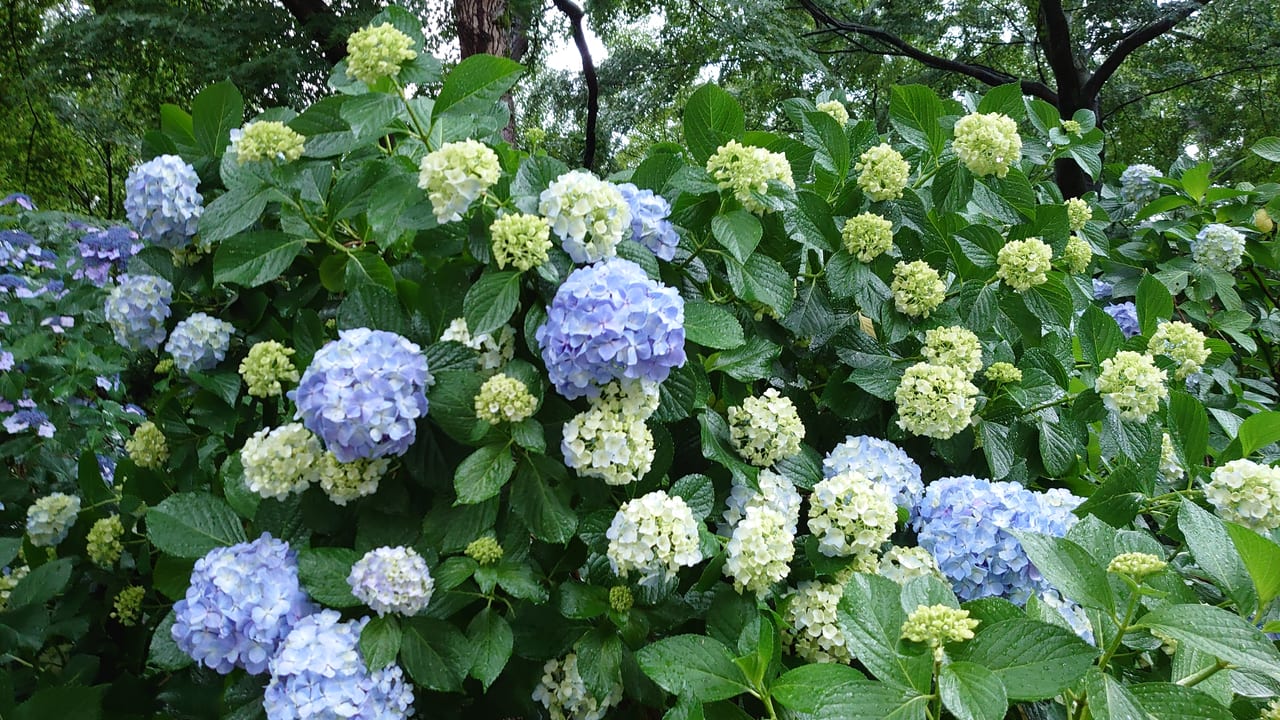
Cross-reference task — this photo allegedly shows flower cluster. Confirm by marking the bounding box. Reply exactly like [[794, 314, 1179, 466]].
[[996, 237, 1052, 292], [562, 400, 654, 486], [465, 536, 504, 566], [891, 260, 945, 318], [895, 362, 978, 439], [87, 515, 125, 567], [113, 585, 145, 626], [532, 652, 622, 720], [914, 476, 1082, 603], [1065, 198, 1092, 231], [232, 121, 306, 164], [1104, 301, 1140, 338], [104, 274, 173, 351], [1119, 164, 1161, 204], [841, 212, 893, 262], [537, 259, 685, 399], [808, 470, 896, 559], [856, 143, 910, 201], [606, 490, 701, 587], [1107, 552, 1167, 581], [952, 112, 1021, 178], [1191, 223, 1246, 273], [345, 22, 416, 84], [124, 155, 203, 249], [240, 341, 300, 397], [618, 183, 679, 261], [4, 407, 54, 437], [705, 140, 794, 215], [347, 546, 434, 616], [922, 326, 983, 376], [822, 435, 923, 513], [1061, 235, 1092, 274], [490, 213, 552, 271], [727, 388, 805, 467], [984, 361, 1022, 384], [317, 454, 390, 506], [76, 227, 141, 286], [816, 99, 849, 126], [722, 472, 800, 596], [172, 534, 315, 674], [418, 139, 501, 224], [127, 421, 169, 469], [878, 546, 942, 584], [166, 312, 235, 373], [264, 610, 415, 720], [782, 580, 851, 663], [1160, 433, 1184, 481], [440, 318, 516, 370], [901, 604, 979, 660], [1205, 459, 1280, 532], [242, 424, 324, 499], [721, 469, 802, 533], [26, 492, 81, 547], [292, 328, 431, 462], [1095, 350, 1167, 422], [474, 373, 537, 424], [539, 170, 632, 263], [1147, 321, 1210, 380]]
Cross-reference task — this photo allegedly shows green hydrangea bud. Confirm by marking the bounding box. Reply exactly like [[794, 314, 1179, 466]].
[[154, 358, 174, 375], [901, 604, 979, 660], [239, 341, 300, 398], [609, 585, 634, 613], [1107, 552, 1167, 581], [856, 143, 910, 201], [126, 421, 169, 470], [706, 140, 794, 215], [816, 99, 849, 126], [922, 326, 983, 377], [1065, 198, 1092, 231], [87, 515, 125, 568], [345, 22, 416, 84], [895, 362, 977, 439], [996, 237, 1053, 292], [841, 212, 893, 262], [317, 453, 389, 506], [1147, 321, 1210, 380], [112, 585, 145, 626], [0, 566, 28, 609], [984, 362, 1022, 384], [474, 373, 537, 424], [1095, 350, 1167, 422], [952, 112, 1022, 178], [490, 213, 552, 271], [1060, 119, 1082, 135], [522, 126, 547, 148], [891, 260, 946, 318], [466, 536, 504, 566], [233, 121, 306, 164], [1060, 235, 1092, 274]]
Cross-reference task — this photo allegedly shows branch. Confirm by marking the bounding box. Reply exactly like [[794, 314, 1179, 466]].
[[551, 0, 599, 171], [1102, 60, 1280, 121], [278, 0, 346, 65], [797, 0, 1057, 104], [1037, 0, 1084, 103], [1083, 0, 1212, 99]]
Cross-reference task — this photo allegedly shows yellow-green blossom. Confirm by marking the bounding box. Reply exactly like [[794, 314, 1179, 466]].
[[232, 121, 305, 164], [1060, 235, 1092, 274], [1256, 209, 1275, 234], [1095, 350, 1167, 422], [1107, 552, 1166, 581], [87, 515, 125, 568], [816, 99, 849, 126], [895, 362, 977, 439], [317, 453, 389, 506], [418, 139, 501, 223], [345, 23, 416, 84], [728, 388, 805, 467], [1060, 119, 1082, 135], [901, 604, 979, 660], [154, 358, 174, 375], [985, 362, 1022, 384], [127, 421, 169, 470], [474, 373, 537, 424], [112, 585, 145, 626], [465, 536, 504, 565], [490, 213, 552, 271], [841, 212, 893, 262], [609, 585, 633, 613], [856, 143, 910, 201], [1065, 198, 1092, 231], [241, 423, 324, 499], [952, 112, 1022, 178], [891, 260, 946, 318], [922, 326, 982, 377], [239, 341, 299, 398], [705, 140, 794, 215], [996, 237, 1053, 292], [1147, 321, 1210, 380]]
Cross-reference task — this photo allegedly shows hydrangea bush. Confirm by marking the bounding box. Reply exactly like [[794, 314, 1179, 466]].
[[5, 7, 1280, 719]]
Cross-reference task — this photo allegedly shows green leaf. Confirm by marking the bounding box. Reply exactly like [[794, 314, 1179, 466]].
[[711, 210, 762, 264], [1140, 604, 1280, 681], [724, 252, 794, 318], [296, 547, 361, 608], [192, 80, 243, 158], [1013, 533, 1113, 612], [77, 450, 114, 509], [1078, 304, 1123, 366], [340, 93, 402, 140], [773, 664, 927, 719], [339, 284, 408, 335], [7, 558, 73, 608], [432, 54, 524, 121], [213, 231, 305, 287], [706, 336, 781, 382], [454, 443, 516, 504], [1222, 410, 1280, 461], [683, 84, 745, 164], [12, 686, 106, 720], [932, 159, 973, 213], [400, 617, 472, 692], [1252, 137, 1280, 162], [1136, 274, 1174, 337], [636, 635, 752, 702], [684, 301, 745, 350], [1179, 161, 1212, 203], [360, 615, 402, 670], [146, 493, 247, 559], [510, 456, 577, 543], [344, 250, 397, 292], [1127, 683, 1230, 720], [463, 270, 521, 338], [148, 610, 194, 671], [958, 618, 1096, 700], [467, 607, 512, 690], [1177, 499, 1256, 612], [575, 627, 623, 704], [0, 537, 20, 569], [836, 573, 932, 691], [1133, 195, 1194, 222], [770, 664, 876, 713], [939, 662, 1007, 720], [200, 186, 272, 244], [1085, 671, 1152, 720], [1225, 522, 1280, 607], [670, 474, 716, 520], [890, 85, 945, 155], [558, 582, 609, 619], [977, 83, 1025, 119]]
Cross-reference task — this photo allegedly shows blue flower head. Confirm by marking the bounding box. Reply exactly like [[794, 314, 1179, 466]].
[[124, 154, 204, 249], [822, 435, 923, 515], [617, 183, 679, 261], [165, 312, 235, 373], [291, 328, 432, 462], [171, 533, 316, 675], [1091, 278, 1113, 300], [0, 230, 38, 270], [536, 258, 686, 400], [265, 610, 415, 720], [1103, 301, 1139, 338], [104, 274, 173, 351], [76, 227, 142, 286], [913, 476, 1083, 604]]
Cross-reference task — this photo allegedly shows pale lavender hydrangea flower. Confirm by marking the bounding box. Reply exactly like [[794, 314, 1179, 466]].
[[104, 274, 173, 351], [822, 435, 923, 516], [124, 155, 204, 249], [75, 227, 142, 286], [1103, 301, 1140, 338], [165, 312, 235, 373], [347, 546, 435, 617], [617, 183, 678, 261]]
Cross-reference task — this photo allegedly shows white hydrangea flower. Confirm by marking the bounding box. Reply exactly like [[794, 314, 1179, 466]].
[[816, 99, 849, 126], [539, 170, 632, 263], [894, 362, 978, 439], [241, 423, 324, 499], [561, 404, 654, 486], [808, 470, 897, 559], [727, 388, 805, 467], [606, 490, 701, 587], [922, 326, 983, 377], [782, 580, 851, 664], [317, 453, 390, 505], [474, 373, 537, 424], [724, 503, 796, 596], [440, 318, 515, 370], [952, 112, 1022, 178], [1205, 459, 1280, 532], [996, 237, 1053, 292], [597, 378, 661, 420], [26, 492, 81, 547], [841, 213, 893, 262], [1147, 320, 1210, 380], [1120, 164, 1161, 204], [856, 143, 910, 202], [1095, 350, 1167, 422], [347, 546, 434, 616], [891, 260, 946, 318], [532, 652, 622, 720], [1191, 223, 1246, 273], [1160, 433, 1184, 482], [879, 546, 942, 584], [418, 139, 501, 223], [705, 140, 795, 215], [721, 469, 802, 534]]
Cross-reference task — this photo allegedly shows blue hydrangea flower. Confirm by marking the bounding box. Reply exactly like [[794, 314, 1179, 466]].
[[0, 193, 35, 210], [617, 183, 679, 261], [4, 408, 55, 437], [76, 227, 142, 286], [97, 454, 117, 486], [0, 230, 38, 270], [822, 435, 923, 515], [165, 312, 235, 373], [1091, 278, 1113, 300], [171, 534, 316, 675], [536, 258, 686, 400], [104, 274, 173, 351], [1103, 301, 1140, 338], [0, 274, 29, 295], [291, 328, 431, 463], [913, 476, 1083, 604], [124, 155, 204, 249], [264, 610, 415, 720]]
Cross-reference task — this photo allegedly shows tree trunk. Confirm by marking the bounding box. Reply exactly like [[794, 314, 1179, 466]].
[[453, 0, 529, 143]]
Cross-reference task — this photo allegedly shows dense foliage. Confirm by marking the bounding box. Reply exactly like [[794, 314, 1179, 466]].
[[6, 6, 1280, 719]]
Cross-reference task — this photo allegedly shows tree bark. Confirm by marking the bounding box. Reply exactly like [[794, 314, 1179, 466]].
[[453, 0, 530, 143]]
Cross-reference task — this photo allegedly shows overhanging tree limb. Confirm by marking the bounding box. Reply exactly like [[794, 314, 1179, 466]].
[[551, 0, 599, 171], [1083, 0, 1212, 98], [277, 0, 346, 65]]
